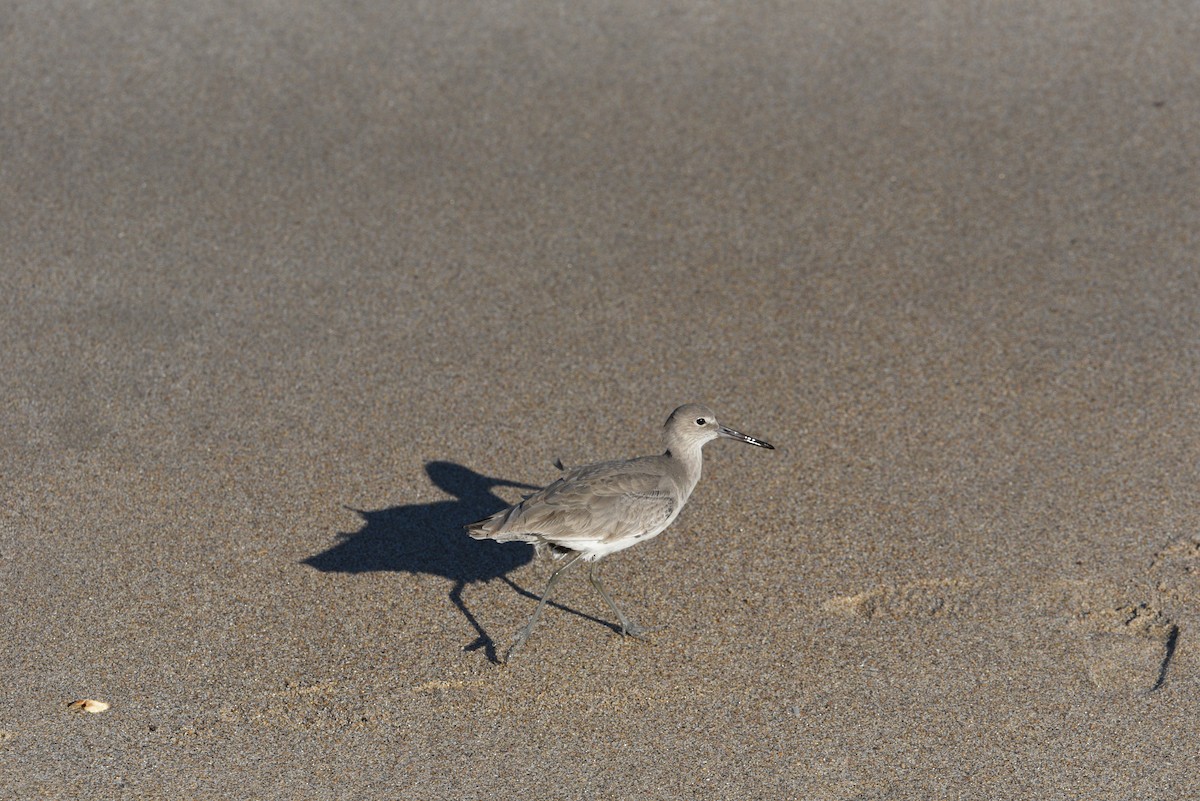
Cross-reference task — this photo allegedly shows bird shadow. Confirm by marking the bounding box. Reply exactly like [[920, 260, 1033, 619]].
[[303, 460, 616, 663]]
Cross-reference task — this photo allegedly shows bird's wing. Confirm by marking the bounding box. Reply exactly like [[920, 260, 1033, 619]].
[[501, 459, 677, 546]]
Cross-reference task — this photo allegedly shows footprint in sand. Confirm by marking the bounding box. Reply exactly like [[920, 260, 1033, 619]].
[[823, 573, 1181, 694], [1069, 600, 1178, 694], [820, 577, 980, 620], [1031, 571, 1181, 695]]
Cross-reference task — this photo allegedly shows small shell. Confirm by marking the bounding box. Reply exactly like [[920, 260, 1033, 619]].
[[67, 699, 110, 714]]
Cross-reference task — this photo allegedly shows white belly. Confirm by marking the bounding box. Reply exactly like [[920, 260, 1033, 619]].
[[574, 503, 686, 561]]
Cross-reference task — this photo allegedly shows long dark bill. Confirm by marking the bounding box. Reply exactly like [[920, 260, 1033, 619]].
[[718, 425, 775, 449]]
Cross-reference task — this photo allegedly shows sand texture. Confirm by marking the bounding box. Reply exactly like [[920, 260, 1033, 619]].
[[3, 2, 1199, 798]]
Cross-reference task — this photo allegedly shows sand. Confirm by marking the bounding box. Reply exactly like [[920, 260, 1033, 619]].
[[2, 2, 1199, 798]]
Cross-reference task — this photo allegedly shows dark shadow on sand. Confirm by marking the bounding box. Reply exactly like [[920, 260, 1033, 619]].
[[304, 461, 615, 663]]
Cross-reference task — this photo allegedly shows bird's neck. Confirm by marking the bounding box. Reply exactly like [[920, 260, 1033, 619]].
[[664, 443, 704, 494]]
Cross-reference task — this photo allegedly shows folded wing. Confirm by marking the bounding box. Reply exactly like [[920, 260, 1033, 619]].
[[466, 458, 676, 548]]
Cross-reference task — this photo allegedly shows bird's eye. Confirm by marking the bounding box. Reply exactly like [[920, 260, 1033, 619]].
[[695, 418, 706, 426]]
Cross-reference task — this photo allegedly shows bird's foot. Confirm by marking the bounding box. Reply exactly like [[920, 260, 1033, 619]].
[[503, 638, 525, 664], [619, 620, 659, 641]]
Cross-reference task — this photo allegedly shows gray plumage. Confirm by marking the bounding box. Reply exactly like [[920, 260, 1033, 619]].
[[467, 403, 774, 661]]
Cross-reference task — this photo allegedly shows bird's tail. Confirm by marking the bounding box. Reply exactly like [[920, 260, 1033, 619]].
[[465, 511, 500, 539], [465, 507, 538, 544]]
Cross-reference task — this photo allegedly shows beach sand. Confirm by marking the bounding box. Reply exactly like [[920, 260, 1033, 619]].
[[2, 2, 1198, 798]]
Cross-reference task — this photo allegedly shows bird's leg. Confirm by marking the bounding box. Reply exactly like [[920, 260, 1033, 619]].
[[506, 550, 585, 662], [588, 562, 652, 640]]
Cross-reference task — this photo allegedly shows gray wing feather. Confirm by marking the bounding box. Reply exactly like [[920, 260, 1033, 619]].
[[477, 458, 676, 546]]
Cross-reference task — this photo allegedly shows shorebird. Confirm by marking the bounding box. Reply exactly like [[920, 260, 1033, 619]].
[[467, 403, 774, 661]]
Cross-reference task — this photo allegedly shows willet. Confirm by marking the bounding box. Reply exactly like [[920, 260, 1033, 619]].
[[467, 403, 774, 661]]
